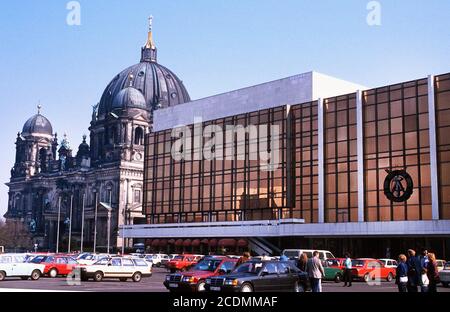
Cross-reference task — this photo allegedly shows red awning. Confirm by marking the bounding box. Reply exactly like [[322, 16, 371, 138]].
[[151, 239, 160, 247], [200, 239, 209, 245], [183, 239, 192, 247], [192, 239, 201, 247], [175, 239, 184, 247], [218, 239, 237, 248], [168, 239, 176, 245], [209, 239, 218, 248], [159, 239, 168, 247], [237, 239, 248, 247]]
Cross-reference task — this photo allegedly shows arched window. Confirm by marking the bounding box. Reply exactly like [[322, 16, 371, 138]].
[[134, 127, 144, 145]]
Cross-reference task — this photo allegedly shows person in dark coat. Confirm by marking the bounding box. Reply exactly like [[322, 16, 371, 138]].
[[426, 252, 439, 293], [406, 249, 422, 292], [395, 254, 408, 292]]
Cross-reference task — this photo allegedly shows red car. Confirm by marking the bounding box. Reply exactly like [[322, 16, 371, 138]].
[[351, 258, 396, 282], [164, 256, 238, 292], [30, 255, 78, 277], [167, 254, 200, 273], [327, 258, 346, 269]]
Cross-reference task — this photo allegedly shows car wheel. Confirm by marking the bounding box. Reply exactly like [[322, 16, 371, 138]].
[[132, 272, 142, 283], [294, 282, 305, 292], [334, 273, 342, 283], [197, 280, 206, 292], [0, 271, 5, 281], [386, 273, 394, 282], [363, 273, 370, 283], [156, 263, 161, 268], [120, 278, 127, 282], [49, 268, 58, 278], [240, 283, 253, 293], [30, 270, 41, 281], [442, 282, 449, 288], [94, 271, 104, 282]]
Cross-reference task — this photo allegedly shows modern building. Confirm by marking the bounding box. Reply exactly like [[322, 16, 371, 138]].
[[4, 21, 191, 252], [124, 70, 450, 258]]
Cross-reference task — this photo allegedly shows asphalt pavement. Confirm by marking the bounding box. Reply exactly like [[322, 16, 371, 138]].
[[0, 268, 449, 292]]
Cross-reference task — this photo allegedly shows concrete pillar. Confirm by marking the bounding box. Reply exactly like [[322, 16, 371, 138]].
[[428, 75, 440, 220], [356, 90, 365, 222]]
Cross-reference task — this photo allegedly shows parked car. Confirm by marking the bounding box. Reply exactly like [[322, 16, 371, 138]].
[[164, 256, 238, 292], [150, 254, 170, 267], [351, 258, 396, 282], [0, 254, 45, 281], [436, 259, 446, 272], [205, 260, 309, 292], [281, 249, 335, 260], [440, 262, 450, 287], [161, 254, 177, 267], [167, 254, 199, 273], [79, 257, 152, 282], [378, 259, 398, 268], [327, 258, 346, 269], [322, 259, 343, 283], [30, 255, 78, 277], [76, 253, 110, 266]]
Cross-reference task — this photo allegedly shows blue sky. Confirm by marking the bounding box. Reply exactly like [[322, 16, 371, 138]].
[[0, 0, 449, 219]]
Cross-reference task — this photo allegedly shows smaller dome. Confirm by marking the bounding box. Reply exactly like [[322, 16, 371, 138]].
[[22, 113, 53, 137], [112, 87, 147, 110]]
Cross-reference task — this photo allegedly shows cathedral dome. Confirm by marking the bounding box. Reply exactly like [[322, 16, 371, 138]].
[[112, 85, 147, 110], [98, 20, 190, 116], [22, 105, 53, 137]]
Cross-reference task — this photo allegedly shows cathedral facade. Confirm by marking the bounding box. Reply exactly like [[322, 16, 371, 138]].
[[4, 22, 190, 252]]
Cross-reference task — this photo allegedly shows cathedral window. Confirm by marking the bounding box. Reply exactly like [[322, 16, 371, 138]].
[[134, 127, 144, 145]]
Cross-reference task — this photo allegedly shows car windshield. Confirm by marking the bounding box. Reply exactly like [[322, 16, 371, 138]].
[[233, 262, 264, 275], [30, 256, 46, 264], [352, 260, 365, 267], [327, 259, 340, 266], [193, 259, 222, 272], [444, 263, 450, 270]]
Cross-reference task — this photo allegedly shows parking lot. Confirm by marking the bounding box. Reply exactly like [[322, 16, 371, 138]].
[[0, 267, 449, 292]]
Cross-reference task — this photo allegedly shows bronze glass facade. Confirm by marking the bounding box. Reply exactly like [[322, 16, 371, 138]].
[[436, 73, 450, 219], [143, 74, 449, 224], [363, 78, 432, 221]]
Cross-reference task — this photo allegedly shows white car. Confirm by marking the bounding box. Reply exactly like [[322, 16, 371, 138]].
[[79, 257, 152, 282], [440, 262, 450, 288], [149, 254, 169, 267], [282, 249, 335, 260], [0, 254, 45, 281], [437, 259, 446, 272], [378, 258, 398, 268], [77, 253, 110, 266]]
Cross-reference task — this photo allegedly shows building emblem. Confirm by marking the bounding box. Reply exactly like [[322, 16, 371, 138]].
[[383, 169, 414, 202]]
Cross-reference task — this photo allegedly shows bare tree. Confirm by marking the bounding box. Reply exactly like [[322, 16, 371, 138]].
[[0, 219, 32, 251]]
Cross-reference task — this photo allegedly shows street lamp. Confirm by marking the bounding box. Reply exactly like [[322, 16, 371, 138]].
[[93, 189, 98, 253], [67, 193, 74, 253], [99, 201, 112, 255], [56, 196, 62, 253], [80, 193, 86, 253]]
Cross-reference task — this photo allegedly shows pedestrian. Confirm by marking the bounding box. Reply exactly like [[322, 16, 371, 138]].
[[406, 249, 422, 292], [426, 252, 439, 293], [395, 254, 408, 292], [419, 249, 429, 292], [236, 251, 251, 267], [297, 253, 308, 272], [343, 253, 353, 287], [307, 251, 325, 292]]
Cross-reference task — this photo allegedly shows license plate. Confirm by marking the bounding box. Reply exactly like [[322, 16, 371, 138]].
[[210, 286, 221, 291], [169, 283, 178, 288]]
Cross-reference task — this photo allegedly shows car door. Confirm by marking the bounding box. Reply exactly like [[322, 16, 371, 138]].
[[0, 256, 15, 277], [276, 262, 293, 291], [55, 257, 68, 274], [122, 258, 135, 277], [258, 262, 279, 292], [107, 258, 122, 277]]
